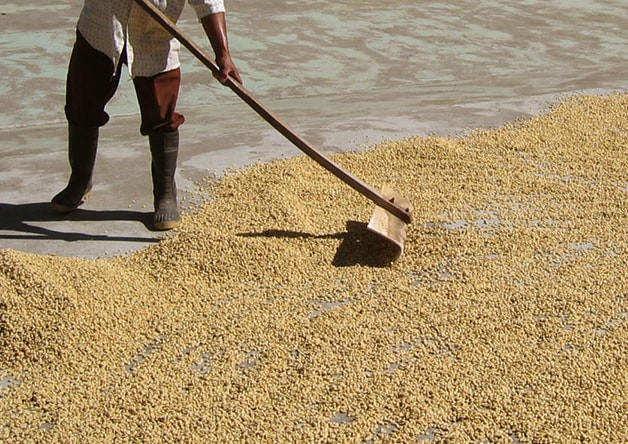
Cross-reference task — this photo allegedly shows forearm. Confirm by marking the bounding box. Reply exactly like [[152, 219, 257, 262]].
[[201, 12, 230, 60]]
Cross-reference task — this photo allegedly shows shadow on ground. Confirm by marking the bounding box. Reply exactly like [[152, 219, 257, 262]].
[[0, 202, 160, 244], [239, 221, 401, 267]]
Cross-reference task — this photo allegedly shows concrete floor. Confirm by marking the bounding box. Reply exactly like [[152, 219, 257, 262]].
[[1, 0, 627, 258]]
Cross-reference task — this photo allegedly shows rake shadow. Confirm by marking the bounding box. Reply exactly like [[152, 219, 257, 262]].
[[238, 221, 400, 267]]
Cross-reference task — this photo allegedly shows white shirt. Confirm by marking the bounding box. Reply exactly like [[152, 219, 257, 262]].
[[77, 0, 225, 77]]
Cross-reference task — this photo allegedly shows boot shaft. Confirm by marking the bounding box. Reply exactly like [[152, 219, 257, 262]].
[[149, 130, 180, 230], [68, 123, 99, 185], [149, 130, 179, 204], [51, 123, 99, 213]]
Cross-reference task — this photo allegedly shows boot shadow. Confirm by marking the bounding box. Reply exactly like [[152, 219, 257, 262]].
[[0, 201, 158, 243]]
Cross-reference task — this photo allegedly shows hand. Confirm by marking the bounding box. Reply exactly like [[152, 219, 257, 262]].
[[214, 55, 242, 85]]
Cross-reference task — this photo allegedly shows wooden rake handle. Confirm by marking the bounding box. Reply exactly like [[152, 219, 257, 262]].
[[133, 0, 412, 224]]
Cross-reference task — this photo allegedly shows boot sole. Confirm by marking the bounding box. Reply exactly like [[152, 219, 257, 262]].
[[51, 190, 92, 214], [154, 219, 180, 230]]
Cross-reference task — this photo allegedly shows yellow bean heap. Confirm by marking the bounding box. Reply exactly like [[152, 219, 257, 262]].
[[1, 94, 626, 443]]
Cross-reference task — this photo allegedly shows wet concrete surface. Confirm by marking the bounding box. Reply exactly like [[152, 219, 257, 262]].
[[1, 0, 627, 258]]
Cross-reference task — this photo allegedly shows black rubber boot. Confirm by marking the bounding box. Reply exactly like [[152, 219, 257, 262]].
[[51, 123, 99, 213], [150, 130, 180, 230]]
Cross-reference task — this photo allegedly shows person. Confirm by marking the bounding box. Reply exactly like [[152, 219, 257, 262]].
[[51, 0, 242, 230]]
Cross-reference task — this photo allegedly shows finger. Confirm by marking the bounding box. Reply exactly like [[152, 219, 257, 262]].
[[229, 70, 242, 84], [212, 71, 228, 84]]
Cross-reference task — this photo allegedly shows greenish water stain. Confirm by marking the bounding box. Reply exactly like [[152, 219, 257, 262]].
[[1, 0, 627, 128]]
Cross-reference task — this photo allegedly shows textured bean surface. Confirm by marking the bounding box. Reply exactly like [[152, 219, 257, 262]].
[[1, 94, 627, 443]]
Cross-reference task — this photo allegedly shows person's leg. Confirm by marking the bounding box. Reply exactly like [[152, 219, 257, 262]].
[[52, 31, 123, 213], [133, 68, 185, 230]]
